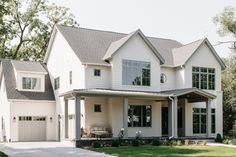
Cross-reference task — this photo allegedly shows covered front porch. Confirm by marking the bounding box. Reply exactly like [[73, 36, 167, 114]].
[[60, 88, 216, 147]]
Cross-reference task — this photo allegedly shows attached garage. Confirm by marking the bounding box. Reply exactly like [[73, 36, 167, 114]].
[[18, 116, 47, 141]]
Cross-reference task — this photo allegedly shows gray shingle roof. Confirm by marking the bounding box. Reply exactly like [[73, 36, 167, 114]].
[[55, 25, 183, 66], [12, 60, 47, 73], [1, 60, 55, 101]]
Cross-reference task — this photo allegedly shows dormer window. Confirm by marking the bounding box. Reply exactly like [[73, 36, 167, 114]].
[[22, 77, 41, 91]]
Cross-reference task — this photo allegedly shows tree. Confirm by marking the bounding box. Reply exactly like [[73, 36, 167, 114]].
[[214, 7, 236, 135], [222, 57, 236, 135], [0, 0, 78, 61], [213, 7, 236, 49]]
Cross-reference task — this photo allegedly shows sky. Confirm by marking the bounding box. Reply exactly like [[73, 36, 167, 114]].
[[50, 0, 236, 58]]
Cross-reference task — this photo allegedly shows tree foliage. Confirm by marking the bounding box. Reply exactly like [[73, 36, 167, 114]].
[[214, 7, 236, 135], [222, 56, 236, 135], [0, 0, 78, 61], [213, 7, 236, 49]]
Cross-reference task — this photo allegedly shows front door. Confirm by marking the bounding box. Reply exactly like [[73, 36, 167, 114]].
[[162, 107, 168, 136]]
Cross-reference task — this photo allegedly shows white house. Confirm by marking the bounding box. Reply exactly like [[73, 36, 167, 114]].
[[0, 25, 225, 145]]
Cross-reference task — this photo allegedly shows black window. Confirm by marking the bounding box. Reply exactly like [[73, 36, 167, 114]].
[[211, 108, 216, 134], [54, 77, 60, 90], [122, 59, 151, 86], [94, 104, 101, 112], [192, 67, 215, 90], [128, 105, 151, 127], [193, 108, 206, 134], [69, 71, 72, 85], [94, 69, 101, 76]]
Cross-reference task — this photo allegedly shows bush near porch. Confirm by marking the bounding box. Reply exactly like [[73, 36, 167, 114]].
[[0, 152, 8, 157]]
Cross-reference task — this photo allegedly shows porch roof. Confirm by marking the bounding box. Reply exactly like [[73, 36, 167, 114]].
[[60, 88, 216, 100]]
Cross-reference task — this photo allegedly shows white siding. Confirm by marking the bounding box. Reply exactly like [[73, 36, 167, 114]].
[[111, 34, 161, 91], [46, 30, 86, 139], [10, 100, 56, 141], [0, 76, 11, 142], [85, 65, 111, 88], [160, 67, 176, 90]]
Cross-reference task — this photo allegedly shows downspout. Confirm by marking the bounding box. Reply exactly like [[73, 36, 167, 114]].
[[168, 96, 174, 140]]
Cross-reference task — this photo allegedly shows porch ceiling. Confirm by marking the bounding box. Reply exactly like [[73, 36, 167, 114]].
[[59, 88, 216, 101]]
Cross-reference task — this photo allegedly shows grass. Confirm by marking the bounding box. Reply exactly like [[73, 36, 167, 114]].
[[93, 146, 236, 157], [0, 152, 7, 157]]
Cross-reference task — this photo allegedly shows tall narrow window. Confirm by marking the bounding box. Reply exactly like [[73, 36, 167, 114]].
[[54, 77, 60, 90], [192, 67, 215, 90], [122, 59, 151, 86], [69, 71, 72, 85], [211, 108, 216, 134]]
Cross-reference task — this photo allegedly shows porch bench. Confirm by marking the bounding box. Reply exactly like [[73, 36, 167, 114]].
[[89, 127, 112, 138]]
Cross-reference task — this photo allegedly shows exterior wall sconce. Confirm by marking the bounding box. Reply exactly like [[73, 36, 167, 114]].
[[13, 117, 16, 122]]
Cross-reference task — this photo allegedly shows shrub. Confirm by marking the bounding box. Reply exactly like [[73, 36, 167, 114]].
[[194, 140, 199, 145], [162, 139, 168, 145], [184, 139, 189, 145], [223, 139, 232, 145], [118, 128, 125, 145], [152, 138, 161, 146], [177, 140, 182, 146], [170, 140, 177, 146], [132, 139, 140, 147], [92, 141, 101, 148], [202, 140, 207, 146], [215, 133, 223, 143], [111, 140, 120, 147]]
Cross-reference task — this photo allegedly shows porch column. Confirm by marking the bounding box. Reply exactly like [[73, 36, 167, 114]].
[[168, 100, 173, 137], [64, 98, 69, 139], [123, 97, 128, 139], [75, 95, 81, 141], [173, 97, 178, 138], [206, 99, 212, 138]]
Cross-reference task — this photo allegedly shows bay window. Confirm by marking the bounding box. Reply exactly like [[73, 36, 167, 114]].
[[122, 59, 151, 86]]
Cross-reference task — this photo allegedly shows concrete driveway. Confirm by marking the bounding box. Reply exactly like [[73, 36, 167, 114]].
[[0, 142, 113, 157]]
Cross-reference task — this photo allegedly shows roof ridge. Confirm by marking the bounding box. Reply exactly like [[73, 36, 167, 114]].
[[176, 38, 205, 48], [57, 25, 182, 43]]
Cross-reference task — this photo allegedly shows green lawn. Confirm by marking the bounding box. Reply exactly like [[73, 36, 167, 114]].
[[0, 152, 7, 157], [93, 146, 236, 157]]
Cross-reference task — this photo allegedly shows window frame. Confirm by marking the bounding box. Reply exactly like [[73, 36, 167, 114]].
[[128, 105, 152, 127], [192, 67, 215, 90], [22, 77, 42, 91], [54, 77, 60, 90], [160, 73, 167, 83], [122, 59, 151, 86], [69, 71, 72, 85], [94, 104, 102, 112], [193, 108, 207, 134], [94, 69, 101, 77], [211, 108, 216, 134]]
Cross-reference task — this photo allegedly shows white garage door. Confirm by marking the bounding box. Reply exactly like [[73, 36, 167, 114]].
[[18, 116, 46, 141]]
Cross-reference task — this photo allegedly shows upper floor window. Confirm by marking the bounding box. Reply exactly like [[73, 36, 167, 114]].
[[122, 59, 151, 86], [54, 77, 60, 90], [94, 69, 101, 76], [22, 77, 41, 91], [69, 71, 72, 85], [192, 67, 215, 90], [94, 104, 102, 112], [160, 73, 167, 83]]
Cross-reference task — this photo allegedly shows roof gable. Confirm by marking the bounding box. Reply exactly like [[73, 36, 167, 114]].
[[103, 29, 165, 64], [44, 25, 182, 66], [172, 38, 226, 70]]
